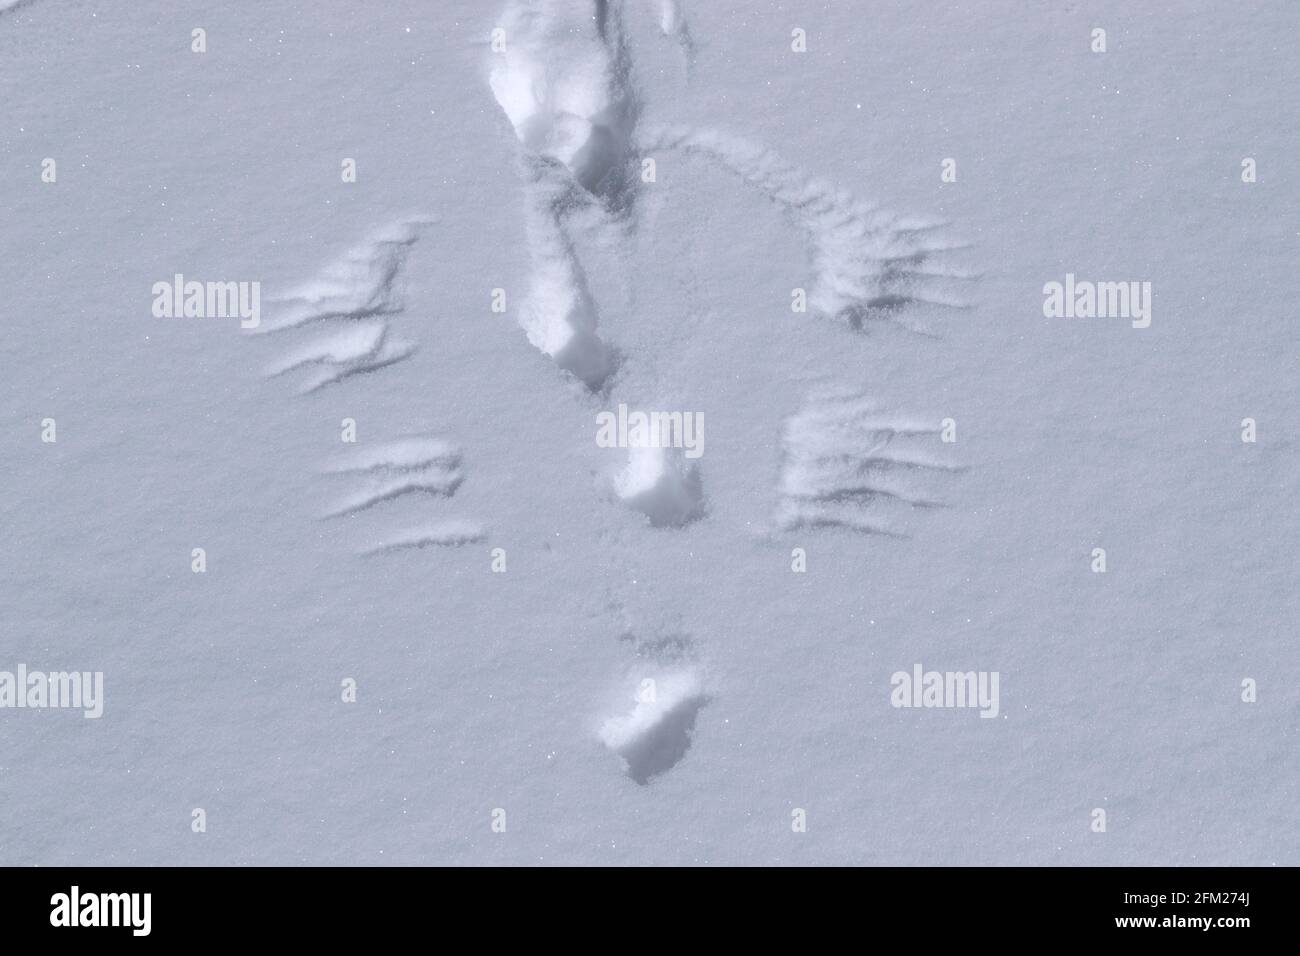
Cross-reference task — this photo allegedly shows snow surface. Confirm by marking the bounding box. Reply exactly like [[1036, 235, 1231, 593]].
[[1, 0, 1297, 865]]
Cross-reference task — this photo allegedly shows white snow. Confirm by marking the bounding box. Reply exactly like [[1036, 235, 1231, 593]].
[[1, 0, 1296, 866]]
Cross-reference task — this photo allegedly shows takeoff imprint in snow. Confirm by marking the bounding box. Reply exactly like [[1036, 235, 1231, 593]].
[[246, 2, 968, 563]]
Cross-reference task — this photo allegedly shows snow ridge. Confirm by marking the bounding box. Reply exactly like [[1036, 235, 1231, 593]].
[[641, 125, 974, 331], [252, 222, 486, 553], [256, 219, 432, 393], [776, 388, 962, 536]]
